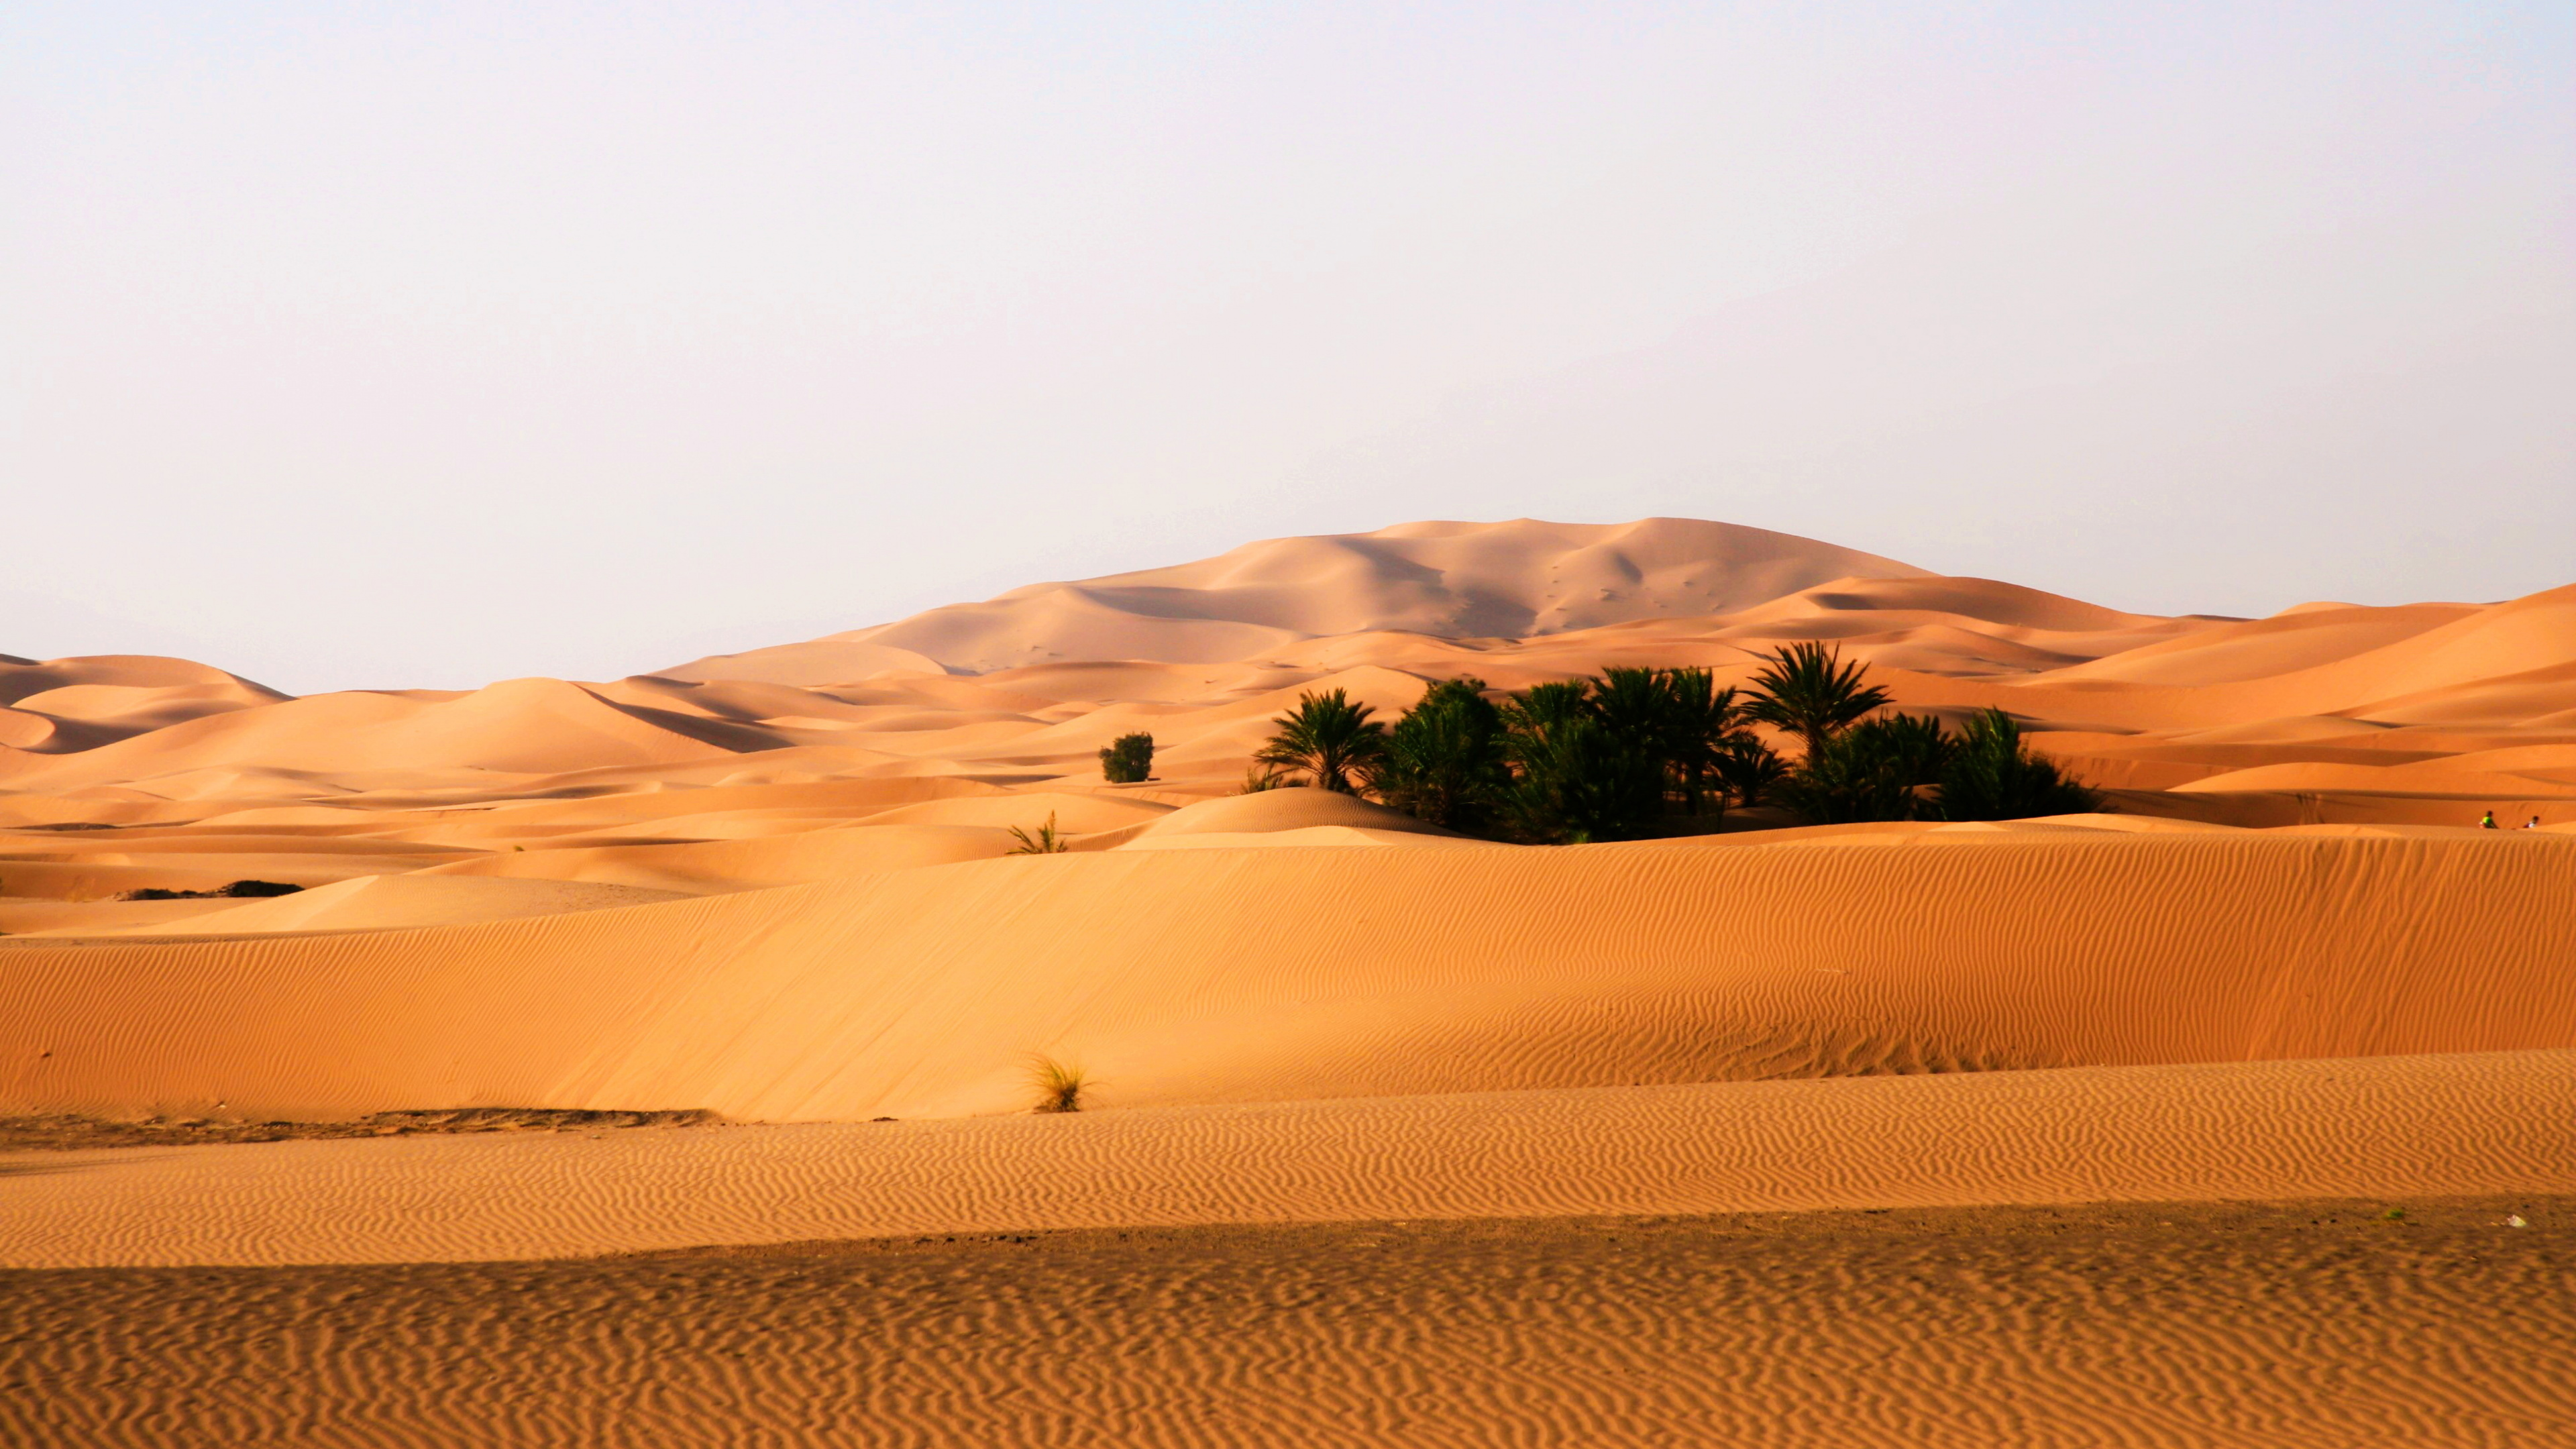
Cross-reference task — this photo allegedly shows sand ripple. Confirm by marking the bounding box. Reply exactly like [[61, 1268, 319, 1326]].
[[2, 1199, 2567, 1448], [1, 1049, 2567, 1269]]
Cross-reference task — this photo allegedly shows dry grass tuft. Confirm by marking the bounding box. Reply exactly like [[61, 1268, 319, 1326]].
[[1027, 1055, 1088, 1114], [1007, 812, 1070, 854]]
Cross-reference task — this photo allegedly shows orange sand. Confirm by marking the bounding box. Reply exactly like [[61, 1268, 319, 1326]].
[[3, 518, 2569, 1445], [3, 1049, 2567, 1269], [5, 830, 2570, 1122], [10, 1198, 2568, 1448]]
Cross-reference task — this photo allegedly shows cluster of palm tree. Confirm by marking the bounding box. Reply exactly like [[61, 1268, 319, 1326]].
[[1750, 641, 2100, 824], [1253, 641, 2098, 841], [1254, 667, 1780, 843]]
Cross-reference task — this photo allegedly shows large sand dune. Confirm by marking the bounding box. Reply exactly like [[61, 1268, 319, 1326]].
[[5, 831, 2568, 1122], [663, 517, 1933, 680]]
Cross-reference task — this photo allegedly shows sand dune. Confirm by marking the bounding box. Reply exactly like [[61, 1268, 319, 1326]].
[[664, 517, 1932, 680], [1116, 788, 1465, 843], [0, 677, 792, 795], [7, 519, 2571, 834], [416, 824, 1022, 892], [91, 875, 692, 936], [0, 655, 288, 755], [4, 832, 2568, 1122]]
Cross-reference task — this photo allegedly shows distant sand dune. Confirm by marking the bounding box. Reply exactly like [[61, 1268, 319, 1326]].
[[661, 517, 1932, 680]]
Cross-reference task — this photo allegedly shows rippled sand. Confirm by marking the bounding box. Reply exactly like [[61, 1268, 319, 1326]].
[[5, 1197, 2566, 1448]]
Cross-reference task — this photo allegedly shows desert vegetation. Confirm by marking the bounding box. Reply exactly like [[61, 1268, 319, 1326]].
[[1006, 812, 1071, 854], [1027, 1055, 1088, 1114], [1097, 732, 1155, 784], [1260, 647, 2098, 841], [1253, 689, 1387, 794]]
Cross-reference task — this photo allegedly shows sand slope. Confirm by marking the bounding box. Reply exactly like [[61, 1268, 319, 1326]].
[[3, 833, 2568, 1122], [665, 517, 1932, 680]]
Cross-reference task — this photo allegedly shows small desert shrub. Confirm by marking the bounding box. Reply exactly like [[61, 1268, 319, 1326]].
[[1240, 764, 1297, 793], [1006, 812, 1070, 854], [1099, 732, 1155, 784], [1028, 1055, 1088, 1114]]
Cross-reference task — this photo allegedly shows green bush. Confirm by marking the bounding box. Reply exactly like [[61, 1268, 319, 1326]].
[[1098, 731, 1155, 784]]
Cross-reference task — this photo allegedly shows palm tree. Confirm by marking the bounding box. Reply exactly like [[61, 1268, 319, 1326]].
[[1714, 733, 1788, 810], [1774, 713, 1956, 825], [1255, 689, 1389, 794], [1658, 667, 1748, 816], [1006, 812, 1070, 853], [1741, 642, 1892, 762], [1369, 678, 1509, 830], [1590, 665, 1751, 818], [1503, 711, 1665, 843], [1497, 676, 1665, 843], [1934, 709, 2102, 820]]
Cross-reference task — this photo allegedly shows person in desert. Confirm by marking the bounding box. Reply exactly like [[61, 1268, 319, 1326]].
[[2481, 810, 2497, 828]]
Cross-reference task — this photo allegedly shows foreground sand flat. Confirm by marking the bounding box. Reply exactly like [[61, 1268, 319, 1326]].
[[4, 1199, 2567, 1448], [4, 1050, 2568, 1269]]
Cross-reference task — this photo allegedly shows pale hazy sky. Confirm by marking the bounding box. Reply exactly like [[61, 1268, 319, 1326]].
[[7, 2, 2570, 694]]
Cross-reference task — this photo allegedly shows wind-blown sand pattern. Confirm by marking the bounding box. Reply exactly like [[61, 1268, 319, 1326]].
[[7, 1199, 2571, 1448], [3, 518, 2571, 1444], [4, 1051, 2570, 1269]]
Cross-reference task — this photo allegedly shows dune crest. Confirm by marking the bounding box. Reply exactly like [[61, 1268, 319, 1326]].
[[662, 517, 1932, 680]]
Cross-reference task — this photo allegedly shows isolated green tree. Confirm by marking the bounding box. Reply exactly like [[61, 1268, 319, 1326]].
[[1097, 732, 1155, 784], [1933, 710, 2102, 820], [1254, 689, 1389, 794]]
